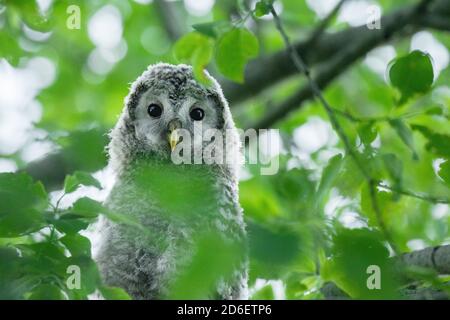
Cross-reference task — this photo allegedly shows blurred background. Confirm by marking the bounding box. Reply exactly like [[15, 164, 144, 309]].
[[0, 0, 450, 299]]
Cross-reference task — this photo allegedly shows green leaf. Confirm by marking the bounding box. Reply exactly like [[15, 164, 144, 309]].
[[438, 160, 450, 187], [0, 173, 48, 218], [248, 221, 300, 266], [388, 50, 434, 105], [240, 176, 284, 220], [315, 154, 343, 209], [174, 32, 214, 83], [29, 284, 64, 300], [251, 284, 275, 299], [64, 171, 102, 193], [426, 106, 443, 115], [0, 209, 45, 238], [360, 184, 404, 229], [58, 128, 109, 174], [167, 232, 244, 299], [50, 215, 90, 235], [192, 21, 231, 38], [0, 173, 48, 237], [360, 184, 383, 227], [11, 0, 53, 32], [388, 119, 418, 159], [382, 153, 403, 186], [69, 197, 103, 218], [254, 1, 272, 17], [272, 168, 315, 206], [215, 28, 259, 83], [0, 32, 22, 66], [60, 234, 91, 257], [358, 122, 378, 145], [100, 286, 132, 300], [323, 228, 399, 299], [0, 247, 29, 299], [66, 256, 101, 297], [130, 162, 216, 217], [411, 125, 450, 158], [285, 275, 308, 299], [335, 156, 365, 197]]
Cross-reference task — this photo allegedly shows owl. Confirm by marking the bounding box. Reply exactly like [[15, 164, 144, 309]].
[[95, 63, 248, 300]]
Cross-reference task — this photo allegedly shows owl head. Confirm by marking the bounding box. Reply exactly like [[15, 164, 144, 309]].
[[108, 63, 241, 175]]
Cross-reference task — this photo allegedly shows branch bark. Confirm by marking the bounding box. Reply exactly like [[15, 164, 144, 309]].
[[419, 14, 450, 31], [322, 281, 450, 300], [24, 152, 69, 191], [321, 245, 450, 300], [400, 245, 450, 275], [400, 283, 450, 300]]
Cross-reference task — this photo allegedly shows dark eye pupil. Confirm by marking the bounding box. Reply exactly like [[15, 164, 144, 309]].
[[147, 104, 162, 118], [190, 108, 204, 121]]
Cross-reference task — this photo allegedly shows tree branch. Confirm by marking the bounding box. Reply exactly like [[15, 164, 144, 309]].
[[249, 0, 449, 129], [224, 0, 450, 105], [322, 281, 450, 300], [378, 182, 450, 204], [400, 245, 450, 275], [305, 0, 347, 47], [248, 34, 379, 130], [24, 152, 69, 191], [419, 14, 450, 31], [322, 245, 450, 299], [400, 284, 450, 300], [153, 0, 184, 41]]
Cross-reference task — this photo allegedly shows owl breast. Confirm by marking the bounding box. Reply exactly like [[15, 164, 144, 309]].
[[95, 160, 247, 299]]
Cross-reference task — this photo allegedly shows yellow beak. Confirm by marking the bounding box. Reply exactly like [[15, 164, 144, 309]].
[[169, 129, 180, 152]]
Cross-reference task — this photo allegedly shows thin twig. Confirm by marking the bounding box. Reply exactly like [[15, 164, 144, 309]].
[[54, 192, 66, 214], [378, 182, 450, 204], [269, 0, 437, 254], [306, 0, 347, 46], [270, 6, 398, 253], [332, 108, 390, 123], [249, 0, 441, 130], [332, 108, 435, 123]]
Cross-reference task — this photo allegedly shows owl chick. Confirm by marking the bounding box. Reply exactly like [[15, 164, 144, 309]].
[[95, 63, 248, 300]]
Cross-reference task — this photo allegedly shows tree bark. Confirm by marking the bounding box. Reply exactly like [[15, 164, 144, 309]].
[[321, 245, 450, 300]]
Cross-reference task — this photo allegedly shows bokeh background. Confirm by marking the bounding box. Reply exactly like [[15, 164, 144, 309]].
[[1, 0, 450, 299]]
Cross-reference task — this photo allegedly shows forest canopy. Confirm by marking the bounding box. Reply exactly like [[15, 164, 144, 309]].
[[0, 0, 450, 300]]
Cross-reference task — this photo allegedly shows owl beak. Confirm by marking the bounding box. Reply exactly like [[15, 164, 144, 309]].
[[169, 130, 179, 152], [167, 119, 182, 152]]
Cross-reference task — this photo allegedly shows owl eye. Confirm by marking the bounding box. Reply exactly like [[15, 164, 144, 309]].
[[190, 108, 204, 121], [147, 104, 162, 118]]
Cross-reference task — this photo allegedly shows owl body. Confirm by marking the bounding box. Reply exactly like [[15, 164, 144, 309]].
[[95, 64, 247, 299]]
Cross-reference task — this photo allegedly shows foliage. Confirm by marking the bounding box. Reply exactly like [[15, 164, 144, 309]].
[[174, 32, 214, 83], [215, 27, 259, 83], [388, 50, 434, 105], [0, 172, 130, 299], [0, 0, 449, 300]]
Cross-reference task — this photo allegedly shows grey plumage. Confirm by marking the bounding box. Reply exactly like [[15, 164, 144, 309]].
[[95, 63, 247, 300]]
